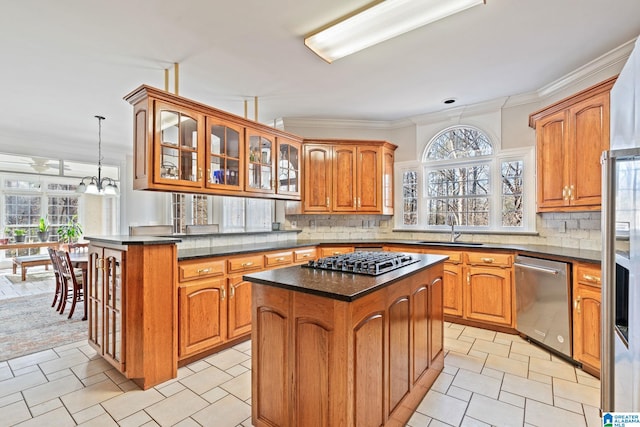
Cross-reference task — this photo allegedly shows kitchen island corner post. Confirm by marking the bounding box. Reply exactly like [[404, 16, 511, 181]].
[[86, 236, 180, 390], [247, 254, 446, 427]]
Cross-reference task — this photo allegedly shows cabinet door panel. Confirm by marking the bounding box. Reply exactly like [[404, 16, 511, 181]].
[[228, 275, 253, 338], [389, 296, 410, 412], [154, 102, 203, 188], [353, 313, 385, 427], [333, 146, 356, 211], [303, 145, 332, 212], [573, 285, 601, 372], [536, 111, 568, 209], [412, 284, 429, 384], [430, 276, 444, 362], [443, 263, 464, 317], [466, 266, 512, 326], [179, 279, 226, 358], [205, 117, 244, 191], [570, 93, 609, 206], [103, 249, 124, 369], [357, 147, 380, 212]]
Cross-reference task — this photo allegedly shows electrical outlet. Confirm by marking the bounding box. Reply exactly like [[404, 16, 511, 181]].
[[290, 220, 297, 228]]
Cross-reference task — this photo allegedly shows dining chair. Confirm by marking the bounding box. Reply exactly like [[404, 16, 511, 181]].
[[47, 247, 64, 309], [56, 250, 85, 319], [67, 242, 89, 253]]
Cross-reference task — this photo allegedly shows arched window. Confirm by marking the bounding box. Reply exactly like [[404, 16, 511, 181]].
[[401, 125, 530, 231]]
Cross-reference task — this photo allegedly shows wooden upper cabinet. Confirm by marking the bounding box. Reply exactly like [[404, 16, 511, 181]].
[[124, 85, 302, 200], [333, 145, 357, 212], [276, 136, 301, 198], [303, 144, 332, 212], [301, 139, 397, 214], [205, 116, 244, 192], [530, 77, 615, 212], [155, 102, 204, 188], [246, 128, 275, 195]]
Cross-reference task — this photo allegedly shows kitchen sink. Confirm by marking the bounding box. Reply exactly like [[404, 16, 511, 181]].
[[418, 241, 484, 246]]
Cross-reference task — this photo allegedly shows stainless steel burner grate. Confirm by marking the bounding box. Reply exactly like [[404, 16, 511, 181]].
[[303, 251, 419, 275]]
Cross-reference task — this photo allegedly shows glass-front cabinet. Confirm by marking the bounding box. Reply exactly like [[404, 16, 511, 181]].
[[125, 85, 302, 201], [206, 117, 243, 191], [277, 137, 301, 197], [246, 129, 274, 194], [154, 102, 203, 188]]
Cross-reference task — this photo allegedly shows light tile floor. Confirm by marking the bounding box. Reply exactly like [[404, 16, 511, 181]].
[[1, 273, 602, 426]]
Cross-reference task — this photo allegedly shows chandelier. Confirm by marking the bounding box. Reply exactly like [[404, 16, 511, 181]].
[[77, 115, 119, 195]]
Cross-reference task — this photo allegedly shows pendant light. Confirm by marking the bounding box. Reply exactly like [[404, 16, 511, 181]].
[[77, 115, 119, 195]]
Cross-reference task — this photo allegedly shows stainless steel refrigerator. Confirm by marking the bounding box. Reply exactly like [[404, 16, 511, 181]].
[[601, 35, 640, 413]]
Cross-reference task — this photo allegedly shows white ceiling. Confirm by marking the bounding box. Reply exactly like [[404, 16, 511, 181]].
[[1, 0, 639, 165]]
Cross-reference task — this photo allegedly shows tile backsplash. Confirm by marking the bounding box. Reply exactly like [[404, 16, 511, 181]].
[[285, 211, 602, 251]]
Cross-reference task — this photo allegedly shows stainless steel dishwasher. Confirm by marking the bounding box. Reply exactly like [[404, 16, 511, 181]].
[[514, 255, 572, 358]]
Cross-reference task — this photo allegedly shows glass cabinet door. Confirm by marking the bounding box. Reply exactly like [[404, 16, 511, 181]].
[[206, 117, 243, 190], [246, 130, 274, 193], [155, 103, 202, 187], [277, 137, 301, 196]]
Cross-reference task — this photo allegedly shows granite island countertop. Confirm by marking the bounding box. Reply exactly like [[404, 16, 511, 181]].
[[242, 253, 448, 301]]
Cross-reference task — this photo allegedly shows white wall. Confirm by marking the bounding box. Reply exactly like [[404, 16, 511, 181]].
[[122, 154, 169, 233]]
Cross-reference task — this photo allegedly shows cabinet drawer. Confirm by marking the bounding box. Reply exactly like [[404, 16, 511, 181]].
[[465, 252, 513, 267], [294, 247, 317, 263], [179, 259, 225, 282], [575, 263, 601, 288], [319, 246, 355, 257], [423, 249, 463, 264], [265, 251, 294, 268], [228, 254, 264, 273]]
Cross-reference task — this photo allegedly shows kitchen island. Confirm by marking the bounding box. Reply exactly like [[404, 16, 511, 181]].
[[244, 252, 447, 427]]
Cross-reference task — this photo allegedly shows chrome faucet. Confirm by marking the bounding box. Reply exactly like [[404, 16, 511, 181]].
[[447, 213, 461, 242]]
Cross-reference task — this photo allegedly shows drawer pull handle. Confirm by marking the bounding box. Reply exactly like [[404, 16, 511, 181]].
[[221, 287, 226, 300], [574, 296, 581, 314], [230, 286, 235, 298], [197, 268, 211, 274], [333, 251, 341, 255], [242, 261, 254, 267], [481, 257, 494, 263], [583, 274, 601, 284], [302, 254, 310, 258], [276, 257, 285, 262]]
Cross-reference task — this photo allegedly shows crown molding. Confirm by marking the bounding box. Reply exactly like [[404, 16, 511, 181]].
[[537, 37, 636, 98], [281, 116, 413, 131]]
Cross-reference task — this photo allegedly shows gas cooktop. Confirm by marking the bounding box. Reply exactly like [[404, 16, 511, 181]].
[[303, 251, 419, 276]]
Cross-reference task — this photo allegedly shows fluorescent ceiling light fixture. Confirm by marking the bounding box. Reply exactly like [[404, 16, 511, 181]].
[[305, 0, 485, 63]]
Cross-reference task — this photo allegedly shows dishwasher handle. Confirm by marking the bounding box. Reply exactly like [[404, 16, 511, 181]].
[[514, 262, 560, 275]]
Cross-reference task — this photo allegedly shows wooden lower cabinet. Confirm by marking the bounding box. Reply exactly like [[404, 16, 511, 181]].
[[177, 247, 318, 361], [178, 278, 226, 356], [466, 265, 513, 326], [251, 262, 444, 427], [227, 274, 253, 339], [572, 262, 602, 377]]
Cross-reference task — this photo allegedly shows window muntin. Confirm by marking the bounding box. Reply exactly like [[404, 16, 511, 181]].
[[425, 127, 493, 160]]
